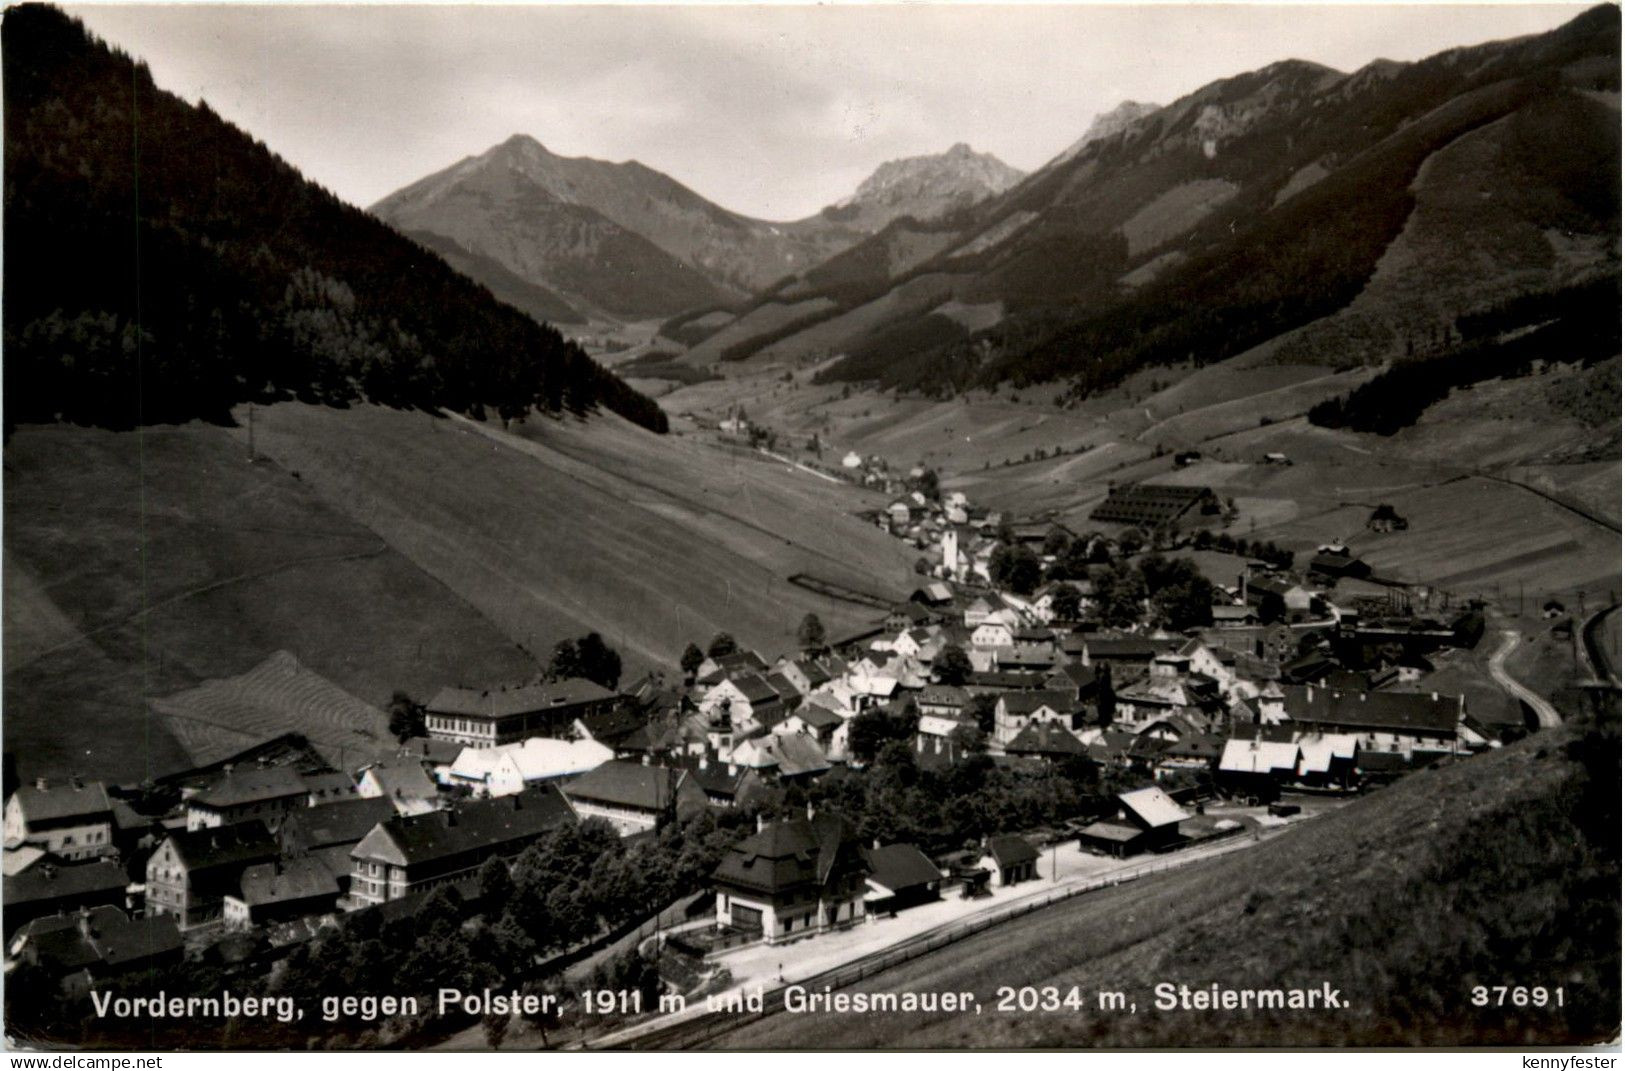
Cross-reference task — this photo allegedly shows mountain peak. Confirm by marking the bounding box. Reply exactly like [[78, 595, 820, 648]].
[[1057, 100, 1162, 163], [831, 143, 1024, 231]]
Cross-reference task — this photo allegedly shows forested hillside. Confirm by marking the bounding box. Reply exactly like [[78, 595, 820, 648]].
[[705, 5, 1619, 401], [2, 4, 666, 433]]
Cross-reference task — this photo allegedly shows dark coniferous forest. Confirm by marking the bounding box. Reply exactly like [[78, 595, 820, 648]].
[[2, 4, 668, 433]]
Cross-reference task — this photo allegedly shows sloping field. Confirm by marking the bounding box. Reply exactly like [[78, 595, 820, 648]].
[[754, 274, 964, 364], [683, 297, 838, 364], [3, 422, 535, 784], [243, 403, 917, 676], [152, 651, 394, 771], [719, 720, 1618, 1048]]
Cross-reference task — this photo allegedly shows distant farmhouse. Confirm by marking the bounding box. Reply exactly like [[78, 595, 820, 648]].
[[1090, 483, 1218, 528]]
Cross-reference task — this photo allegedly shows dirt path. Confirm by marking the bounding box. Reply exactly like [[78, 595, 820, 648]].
[[1487, 628, 1562, 728]]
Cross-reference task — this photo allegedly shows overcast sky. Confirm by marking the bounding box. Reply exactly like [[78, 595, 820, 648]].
[[69, 3, 1585, 221]]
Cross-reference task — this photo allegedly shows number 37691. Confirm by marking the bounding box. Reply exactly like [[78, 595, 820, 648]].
[[1471, 985, 1565, 1008]]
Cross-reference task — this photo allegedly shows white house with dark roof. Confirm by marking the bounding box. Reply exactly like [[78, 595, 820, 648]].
[[992, 689, 1080, 749], [4, 779, 116, 862]]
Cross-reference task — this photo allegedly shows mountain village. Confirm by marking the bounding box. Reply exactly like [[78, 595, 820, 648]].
[[3, 449, 1527, 1043]]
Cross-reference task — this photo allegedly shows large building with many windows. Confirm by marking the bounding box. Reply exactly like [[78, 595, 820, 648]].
[[348, 787, 575, 905], [424, 679, 621, 748]]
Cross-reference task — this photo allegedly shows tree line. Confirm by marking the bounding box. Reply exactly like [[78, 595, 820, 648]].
[[3, 6, 667, 434]]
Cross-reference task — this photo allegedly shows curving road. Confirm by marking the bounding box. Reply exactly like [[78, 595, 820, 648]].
[[1487, 628, 1562, 728]]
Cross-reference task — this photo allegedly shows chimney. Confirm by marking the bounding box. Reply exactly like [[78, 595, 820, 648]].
[[641, 754, 651, 766], [806, 801, 815, 821], [33, 777, 47, 791], [698, 755, 709, 770], [68, 774, 83, 791], [1430, 691, 1438, 702], [756, 814, 765, 834]]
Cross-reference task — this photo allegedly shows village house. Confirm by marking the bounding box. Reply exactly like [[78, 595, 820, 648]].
[[711, 809, 870, 944], [992, 690, 1081, 749], [861, 843, 943, 915], [1296, 733, 1361, 788], [560, 760, 707, 836], [1078, 786, 1190, 857], [916, 711, 978, 767], [424, 678, 621, 748], [349, 787, 576, 905], [1004, 722, 1091, 763], [3, 860, 129, 939], [277, 796, 396, 895], [696, 649, 772, 685], [774, 656, 834, 697], [885, 601, 936, 633], [917, 684, 971, 717], [700, 672, 786, 736], [146, 821, 279, 930], [729, 730, 833, 782], [1211, 604, 1261, 628], [222, 857, 341, 929], [4, 778, 116, 862], [356, 758, 441, 816], [1279, 684, 1465, 759], [1217, 730, 1302, 800], [779, 701, 844, 751], [977, 834, 1040, 887], [9, 906, 183, 987], [670, 754, 763, 809], [441, 736, 614, 798], [184, 765, 310, 832], [972, 619, 1016, 649], [1244, 575, 1316, 616]]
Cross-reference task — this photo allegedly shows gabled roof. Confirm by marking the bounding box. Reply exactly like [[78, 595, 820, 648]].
[[449, 737, 613, 786], [166, 821, 279, 873], [301, 771, 357, 800], [794, 704, 843, 731], [281, 796, 395, 849], [1164, 732, 1226, 761], [721, 672, 781, 705], [998, 689, 1080, 716], [426, 678, 615, 718], [361, 759, 439, 801], [918, 684, 970, 707], [3, 859, 127, 908], [759, 733, 831, 778], [1297, 733, 1360, 774], [236, 857, 340, 908], [1118, 786, 1189, 829], [793, 659, 833, 687], [562, 761, 688, 811], [9, 780, 113, 827], [1006, 722, 1089, 757], [351, 787, 574, 867], [1219, 738, 1301, 774], [398, 737, 463, 765], [764, 672, 801, 700], [15, 906, 182, 972], [1282, 684, 1461, 735], [862, 844, 942, 893], [713, 811, 866, 895], [191, 765, 312, 811], [984, 834, 1039, 868]]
